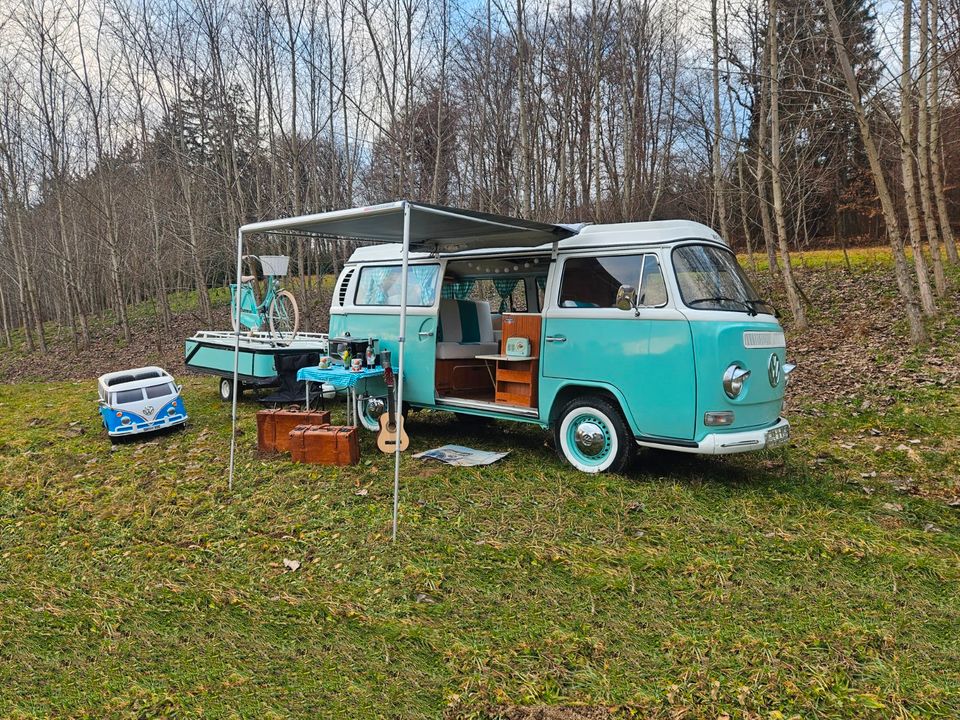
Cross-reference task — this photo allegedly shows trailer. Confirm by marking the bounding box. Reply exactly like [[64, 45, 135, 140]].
[[185, 330, 330, 401]]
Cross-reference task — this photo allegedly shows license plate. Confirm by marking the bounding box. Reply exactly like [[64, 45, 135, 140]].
[[765, 425, 790, 448]]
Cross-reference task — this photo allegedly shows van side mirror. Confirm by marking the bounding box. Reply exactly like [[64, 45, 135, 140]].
[[176, 384, 183, 394], [615, 285, 637, 312]]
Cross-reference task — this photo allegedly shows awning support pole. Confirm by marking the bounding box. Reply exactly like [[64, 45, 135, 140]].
[[228, 228, 244, 492], [392, 202, 411, 542]]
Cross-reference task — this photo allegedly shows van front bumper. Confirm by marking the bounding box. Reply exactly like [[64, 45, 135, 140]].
[[107, 414, 188, 437], [636, 417, 790, 455]]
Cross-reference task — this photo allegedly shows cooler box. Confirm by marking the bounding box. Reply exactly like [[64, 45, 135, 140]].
[[257, 409, 331, 454], [289, 425, 360, 466]]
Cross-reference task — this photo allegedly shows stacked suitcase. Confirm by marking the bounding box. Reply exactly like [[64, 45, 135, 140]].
[[256, 408, 359, 466]]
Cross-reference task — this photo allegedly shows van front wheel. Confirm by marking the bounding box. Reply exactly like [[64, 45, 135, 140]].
[[554, 397, 635, 473]]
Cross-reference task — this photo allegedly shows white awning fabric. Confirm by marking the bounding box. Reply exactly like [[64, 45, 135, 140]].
[[228, 201, 577, 541]]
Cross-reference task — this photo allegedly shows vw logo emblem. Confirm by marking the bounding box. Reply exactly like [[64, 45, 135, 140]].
[[143, 405, 155, 417], [768, 354, 781, 387]]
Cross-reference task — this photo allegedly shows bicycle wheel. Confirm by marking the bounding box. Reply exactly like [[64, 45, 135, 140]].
[[268, 290, 299, 344]]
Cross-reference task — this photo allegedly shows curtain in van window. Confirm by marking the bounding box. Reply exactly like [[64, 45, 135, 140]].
[[359, 266, 391, 304], [441, 280, 474, 300], [409, 265, 439, 305], [493, 278, 519, 312]]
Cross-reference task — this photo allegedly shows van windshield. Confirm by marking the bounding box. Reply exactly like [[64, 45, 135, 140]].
[[672, 244, 775, 315]]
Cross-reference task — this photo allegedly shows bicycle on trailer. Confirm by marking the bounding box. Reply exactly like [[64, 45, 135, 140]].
[[230, 255, 300, 344]]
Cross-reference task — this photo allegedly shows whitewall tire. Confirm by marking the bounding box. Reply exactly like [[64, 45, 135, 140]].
[[554, 396, 635, 473]]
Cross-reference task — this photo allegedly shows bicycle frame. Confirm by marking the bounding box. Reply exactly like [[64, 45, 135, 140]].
[[230, 276, 281, 332]]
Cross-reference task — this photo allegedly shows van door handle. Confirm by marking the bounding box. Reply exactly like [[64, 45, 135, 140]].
[[545, 335, 566, 343], [418, 330, 434, 338]]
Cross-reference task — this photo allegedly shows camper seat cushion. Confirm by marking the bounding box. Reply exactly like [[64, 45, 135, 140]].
[[436, 341, 499, 359], [437, 299, 498, 358]]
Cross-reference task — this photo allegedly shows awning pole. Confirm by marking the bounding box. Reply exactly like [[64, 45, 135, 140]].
[[228, 228, 244, 492], [392, 202, 411, 541]]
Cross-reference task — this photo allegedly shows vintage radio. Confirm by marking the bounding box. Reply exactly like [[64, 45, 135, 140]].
[[505, 336, 531, 358]]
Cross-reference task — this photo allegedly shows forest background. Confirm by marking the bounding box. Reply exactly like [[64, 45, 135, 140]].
[[0, 0, 958, 348]]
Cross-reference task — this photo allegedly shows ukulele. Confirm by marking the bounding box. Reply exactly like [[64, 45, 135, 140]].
[[377, 350, 409, 453]]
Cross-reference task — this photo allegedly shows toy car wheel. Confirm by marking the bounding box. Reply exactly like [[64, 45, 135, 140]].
[[219, 377, 243, 402], [554, 396, 635, 473]]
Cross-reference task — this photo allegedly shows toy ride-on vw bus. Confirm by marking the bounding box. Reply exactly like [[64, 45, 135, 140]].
[[97, 367, 188, 440], [335, 219, 794, 473]]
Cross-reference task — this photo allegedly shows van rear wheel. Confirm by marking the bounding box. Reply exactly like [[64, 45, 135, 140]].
[[554, 396, 635, 473]]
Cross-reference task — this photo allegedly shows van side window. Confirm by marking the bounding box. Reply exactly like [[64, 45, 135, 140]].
[[638, 255, 668, 307], [355, 264, 439, 306], [559, 255, 644, 309]]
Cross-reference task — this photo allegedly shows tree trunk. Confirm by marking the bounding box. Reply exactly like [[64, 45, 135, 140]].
[[755, 73, 779, 274], [916, 0, 947, 294], [899, 0, 937, 316], [928, 0, 958, 263], [768, 0, 806, 328], [737, 153, 756, 270], [711, 0, 729, 242], [825, 0, 926, 344]]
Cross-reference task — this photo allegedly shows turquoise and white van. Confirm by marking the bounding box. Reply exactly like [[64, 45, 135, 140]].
[[331, 220, 793, 473]]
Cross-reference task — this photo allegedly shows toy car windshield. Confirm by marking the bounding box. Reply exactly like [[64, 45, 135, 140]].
[[113, 388, 144, 405], [145, 383, 177, 400]]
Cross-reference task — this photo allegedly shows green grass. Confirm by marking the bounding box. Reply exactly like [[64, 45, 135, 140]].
[[0, 377, 957, 718], [740, 245, 921, 272]]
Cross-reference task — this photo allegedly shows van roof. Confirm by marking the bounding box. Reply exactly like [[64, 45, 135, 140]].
[[98, 366, 174, 392], [345, 219, 722, 264]]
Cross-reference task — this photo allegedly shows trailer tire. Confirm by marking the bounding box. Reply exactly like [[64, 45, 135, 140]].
[[219, 377, 243, 402]]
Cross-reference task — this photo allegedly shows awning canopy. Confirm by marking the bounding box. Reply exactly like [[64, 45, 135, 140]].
[[230, 200, 577, 542], [239, 201, 578, 252]]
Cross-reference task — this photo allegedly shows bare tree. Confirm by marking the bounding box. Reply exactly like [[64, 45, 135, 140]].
[[898, 0, 937, 316], [824, 0, 926, 343], [767, 0, 805, 327]]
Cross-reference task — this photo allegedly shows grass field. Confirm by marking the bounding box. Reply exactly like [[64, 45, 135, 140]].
[[0, 251, 958, 719]]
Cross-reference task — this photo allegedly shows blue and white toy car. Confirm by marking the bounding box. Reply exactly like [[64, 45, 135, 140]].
[[97, 366, 188, 440]]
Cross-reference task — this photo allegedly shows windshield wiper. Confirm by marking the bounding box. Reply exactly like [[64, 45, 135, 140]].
[[745, 298, 775, 315], [687, 296, 757, 315]]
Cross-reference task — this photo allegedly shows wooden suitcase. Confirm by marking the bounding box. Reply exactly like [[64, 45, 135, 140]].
[[289, 424, 360, 466], [256, 409, 331, 454]]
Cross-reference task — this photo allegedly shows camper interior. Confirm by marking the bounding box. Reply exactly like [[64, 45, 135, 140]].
[[434, 254, 549, 412]]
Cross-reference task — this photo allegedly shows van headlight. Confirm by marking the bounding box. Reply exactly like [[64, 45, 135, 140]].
[[723, 364, 751, 399], [121, 416, 132, 425]]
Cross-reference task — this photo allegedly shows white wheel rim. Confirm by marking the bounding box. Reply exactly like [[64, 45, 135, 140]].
[[558, 406, 619, 473], [220, 379, 231, 399]]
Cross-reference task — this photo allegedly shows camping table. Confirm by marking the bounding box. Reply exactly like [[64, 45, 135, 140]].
[[296, 365, 386, 427]]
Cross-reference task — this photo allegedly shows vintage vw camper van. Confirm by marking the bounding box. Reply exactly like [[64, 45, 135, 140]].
[[331, 220, 793, 473]]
